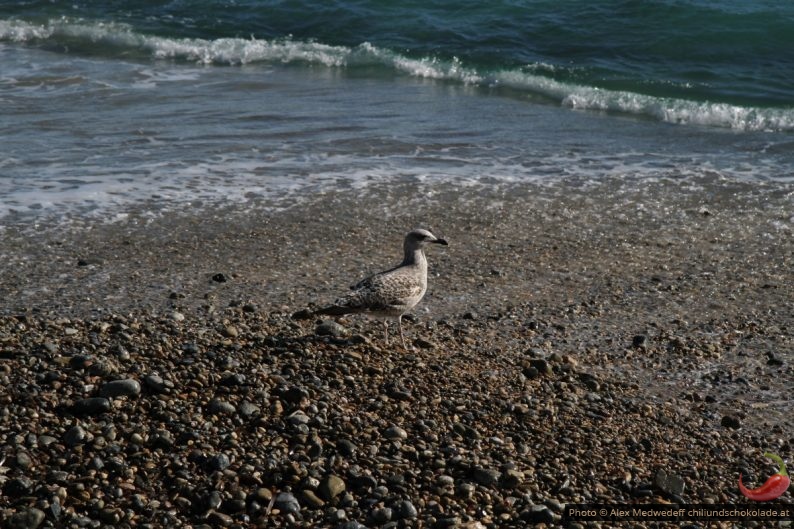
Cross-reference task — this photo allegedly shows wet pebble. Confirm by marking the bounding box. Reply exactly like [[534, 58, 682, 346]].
[[208, 399, 236, 415], [7, 507, 46, 529], [383, 425, 408, 441], [319, 475, 346, 501], [64, 425, 87, 446], [99, 378, 141, 398], [72, 397, 111, 415], [274, 492, 301, 515]]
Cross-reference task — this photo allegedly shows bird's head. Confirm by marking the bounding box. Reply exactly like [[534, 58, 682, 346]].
[[405, 228, 448, 251]]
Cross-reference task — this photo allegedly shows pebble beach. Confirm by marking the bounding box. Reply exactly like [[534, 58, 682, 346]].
[[1, 179, 793, 528]]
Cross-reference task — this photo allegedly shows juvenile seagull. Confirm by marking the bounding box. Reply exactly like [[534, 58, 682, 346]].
[[315, 228, 448, 349]]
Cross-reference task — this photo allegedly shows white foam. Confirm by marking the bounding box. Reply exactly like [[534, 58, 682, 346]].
[[3, 18, 794, 132], [494, 69, 794, 132]]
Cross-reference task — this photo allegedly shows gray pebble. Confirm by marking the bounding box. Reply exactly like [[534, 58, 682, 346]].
[[238, 400, 260, 417], [383, 425, 408, 441], [14, 452, 33, 470], [274, 492, 301, 515], [371, 507, 392, 523], [209, 453, 231, 471], [394, 500, 418, 519], [100, 378, 141, 398], [287, 410, 310, 426], [316, 320, 350, 337], [472, 467, 501, 487], [208, 399, 236, 415], [143, 374, 170, 393], [8, 507, 46, 529], [654, 469, 686, 496], [205, 490, 222, 510]]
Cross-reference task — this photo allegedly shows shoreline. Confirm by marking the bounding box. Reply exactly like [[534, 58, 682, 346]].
[[2, 178, 793, 526]]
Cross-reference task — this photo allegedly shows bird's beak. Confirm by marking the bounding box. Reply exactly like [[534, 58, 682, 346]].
[[433, 238, 448, 246]]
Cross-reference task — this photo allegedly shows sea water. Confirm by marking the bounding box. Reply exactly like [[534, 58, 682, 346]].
[[1, 1, 793, 223]]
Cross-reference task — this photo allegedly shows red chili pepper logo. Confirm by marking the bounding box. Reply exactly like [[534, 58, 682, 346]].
[[739, 452, 790, 501]]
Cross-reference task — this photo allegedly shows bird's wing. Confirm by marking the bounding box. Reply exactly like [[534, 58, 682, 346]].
[[338, 270, 423, 311]]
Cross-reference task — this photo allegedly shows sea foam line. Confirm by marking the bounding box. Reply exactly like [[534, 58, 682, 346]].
[[2, 18, 793, 132]]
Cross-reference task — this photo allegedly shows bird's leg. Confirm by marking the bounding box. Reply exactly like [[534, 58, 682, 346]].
[[398, 315, 409, 350], [383, 320, 389, 345]]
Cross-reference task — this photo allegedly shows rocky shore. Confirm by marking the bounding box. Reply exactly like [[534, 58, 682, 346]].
[[1, 178, 793, 528]]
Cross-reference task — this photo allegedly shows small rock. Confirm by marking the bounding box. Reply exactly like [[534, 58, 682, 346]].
[[282, 385, 309, 404], [521, 505, 555, 524], [5, 476, 34, 497], [301, 489, 325, 508], [255, 488, 273, 502], [208, 399, 236, 415], [337, 439, 357, 457], [319, 475, 346, 501], [209, 453, 231, 471], [207, 511, 233, 527], [99, 378, 141, 398], [143, 374, 170, 394], [222, 325, 238, 338], [472, 467, 501, 487], [654, 469, 686, 496], [383, 425, 408, 441], [528, 358, 552, 376], [721, 415, 742, 429], [371, 507, 392, 523], [72, 397, 110, 415], [394, 500, 418, 519], [64, 425, 87, 446], [501, 469, 524, 489], [8, 507, 46, 529], [316, 320, 350, 337], [287, 410, 310, 426], [274, 492, 301, 515], [291, 308, 313, 320], [212, 273, 228, 283], [238, 401, 260, 417], [220, 373, 246, 386], [171, 311, 185, 322], [14, 452, 33, 470]]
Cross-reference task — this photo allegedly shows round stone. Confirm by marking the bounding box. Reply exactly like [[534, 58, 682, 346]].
[[99, 378, 141, 398]]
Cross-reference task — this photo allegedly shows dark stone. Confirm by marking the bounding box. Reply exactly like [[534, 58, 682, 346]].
[[211, 273, 228, 283], [274, 492, 300, 515], [632, 335, 648, 349], [721, 415, 742, 429], [64, 425, 87, 446], [654, 469, 686, 496], [220, 373, 246, 386], [99, 378, 141, 398], [291, 308, 313, 320], [521, 505, 555, 524], [7, 508, 46, 529], [209, 453, 231, 471], [394, 500, 418, 519], [4, 476, 35, 497], [72, 397, 111, 415], [316, 320, 350, 337], [472, 467, 501, 487]]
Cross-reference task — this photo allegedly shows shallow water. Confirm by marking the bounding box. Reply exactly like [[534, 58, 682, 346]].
[[2, 40, 793, 226]]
